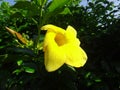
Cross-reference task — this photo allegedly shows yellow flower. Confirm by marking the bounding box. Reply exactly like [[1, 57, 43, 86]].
[[41, 24, 87, 72]]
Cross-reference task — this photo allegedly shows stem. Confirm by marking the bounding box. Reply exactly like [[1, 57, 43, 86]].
[[34, 0, 46, 54]]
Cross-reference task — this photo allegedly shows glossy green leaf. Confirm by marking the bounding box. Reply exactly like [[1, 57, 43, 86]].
[[17, 60, 23, 66], [24, 67, 35, 73], [12, 68, 23, 75], [48, 0, 70, 12], [60, 7, 72, 15]]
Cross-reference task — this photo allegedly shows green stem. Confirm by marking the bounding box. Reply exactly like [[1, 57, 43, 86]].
[[34, 0, 46, 54]]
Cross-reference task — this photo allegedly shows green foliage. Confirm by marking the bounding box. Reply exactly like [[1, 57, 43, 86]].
[[47, 0, 70, 12], [0, 0, 120, 90]]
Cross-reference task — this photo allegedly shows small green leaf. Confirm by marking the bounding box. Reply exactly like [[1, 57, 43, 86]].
[[0, 54, 8, 61], [0, 46, 5, 49], [17, 60, 23, 66], [85, 72, 91, 78], [24, 67, 35, 73], [0, 39, 2, 42], [67, 65, 76, 72], [94, 78, 102, 82], [13, 69, 23, 75]]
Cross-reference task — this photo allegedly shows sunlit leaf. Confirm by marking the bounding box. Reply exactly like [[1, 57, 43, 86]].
[[24, 67, 35, 73], [48, 0, 70, 12], [17, 60, 23, 66], [12, 69, 23, 75], [60, 7, 72, 15]]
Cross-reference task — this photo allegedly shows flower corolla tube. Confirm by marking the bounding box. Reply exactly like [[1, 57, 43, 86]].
[[41, 24, 87, 72]]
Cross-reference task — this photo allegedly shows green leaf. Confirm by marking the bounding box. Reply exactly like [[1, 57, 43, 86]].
[[85, 72, 91, 79], [36, 0, 47, 6], [0, 46, 5, 49], [0, 54, 8, 62], [67, 65, 76, 72], [17, 60, 23, 66], [60, 7, 72, 15], [12, 68, 23, 75], [24, 67, 35, 73], [12, 1, 39, 17], [1, 1, 10, 9], [48, 0, 70, 12], [94, 78, 102, 82], [43, 0, 72, 23], [7, 47, 36, 57]]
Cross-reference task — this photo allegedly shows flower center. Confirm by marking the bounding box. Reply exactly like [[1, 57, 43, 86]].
[[55, 33, 66, 46]]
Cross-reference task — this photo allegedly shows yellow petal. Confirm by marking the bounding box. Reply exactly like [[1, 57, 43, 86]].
[[65, 26, 80, 45], [66, 25, 77, 37], [41, 24, 65, 34], [64, 44, 87, 67], [43, 32, 65, 72]]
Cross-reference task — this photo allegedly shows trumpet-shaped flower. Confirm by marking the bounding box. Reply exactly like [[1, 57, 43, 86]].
[[41, 24, 87, 72]]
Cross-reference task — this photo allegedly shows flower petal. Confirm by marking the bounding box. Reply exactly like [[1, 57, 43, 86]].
[[66, 25, 77, 37], [43, 32, 65, 72], [64, 44, 87, 67], [41, 24, 65, 34], [65, 26, 80, 45]]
